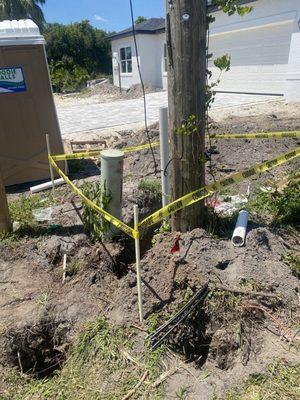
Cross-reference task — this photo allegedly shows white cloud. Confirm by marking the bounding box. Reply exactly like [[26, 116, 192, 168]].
[[94, 15, 108, 22]]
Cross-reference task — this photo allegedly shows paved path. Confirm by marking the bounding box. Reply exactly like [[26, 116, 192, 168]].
[[57, 91, 277, 138]]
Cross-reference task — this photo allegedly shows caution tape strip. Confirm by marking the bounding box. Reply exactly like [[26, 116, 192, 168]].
[[49, 156, 139, 240], [209, 131, 300, 140], [138, 147, 300, 230], [51, 131, 300, 162], [51, 141, 161, 162]]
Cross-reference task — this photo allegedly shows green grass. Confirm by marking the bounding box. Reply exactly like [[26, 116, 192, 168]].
[[138, 179, 162, 203], [0, 317, 165, 400], [203, 206, 238, 239], [8, 193, 55, 229], [0, 193, 56, 245], [283, 252, 300, 279], [247, 174, 300, 228], [223, 362, 300, 400]]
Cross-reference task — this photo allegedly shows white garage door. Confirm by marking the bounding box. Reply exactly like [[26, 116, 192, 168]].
[[209, 21, 294, 94]]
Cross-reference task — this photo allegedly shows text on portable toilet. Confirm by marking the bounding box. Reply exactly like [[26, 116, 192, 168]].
[[0, 67, 26, 93]]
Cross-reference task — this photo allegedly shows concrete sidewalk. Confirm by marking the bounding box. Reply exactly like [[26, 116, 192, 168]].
[[56, 91, 277, 138]]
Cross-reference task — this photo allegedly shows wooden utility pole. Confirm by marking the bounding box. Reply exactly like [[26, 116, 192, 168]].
[[0, 170, 12, 234], [166, 0, 207, 232]]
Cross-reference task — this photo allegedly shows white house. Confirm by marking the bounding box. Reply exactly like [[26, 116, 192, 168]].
[[109, 0, 300, 101]]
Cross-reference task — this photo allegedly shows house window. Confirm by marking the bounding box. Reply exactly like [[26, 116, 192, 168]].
[[120, 46, 132, 73], [164, 43, 168, 73]]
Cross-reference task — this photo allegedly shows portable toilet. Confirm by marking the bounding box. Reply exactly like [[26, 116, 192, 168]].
[[0, 19, 65, 186]]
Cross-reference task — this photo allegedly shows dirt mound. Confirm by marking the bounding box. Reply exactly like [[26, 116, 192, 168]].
[[108, 225, 299, 397], [91, 81, 122, 96], [124, 83, 159, 99]]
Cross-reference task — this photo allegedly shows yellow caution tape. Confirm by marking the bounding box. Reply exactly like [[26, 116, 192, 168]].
[[122, 141, 160, 153], [51, 141, 160, 162], [51, 131, 300, 162], [209, 131, 300, 140], [49, 156, 139, 240], [52, 150, 103, 161], [138, 147, 300, 230]]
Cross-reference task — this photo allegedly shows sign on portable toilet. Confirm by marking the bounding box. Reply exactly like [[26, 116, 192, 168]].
[[0, 67, 26, 93], [0, 19, 65, 186]]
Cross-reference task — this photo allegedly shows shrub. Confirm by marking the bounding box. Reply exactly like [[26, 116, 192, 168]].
[[247, 174, 300, 228], [81, 181, 111, 241], [138, 179, 162, 203]]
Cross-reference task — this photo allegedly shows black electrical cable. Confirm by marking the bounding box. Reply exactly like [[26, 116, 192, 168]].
[[129, 0, 158, 175]]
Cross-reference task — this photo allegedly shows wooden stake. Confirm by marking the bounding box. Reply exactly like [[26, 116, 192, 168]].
[[166, 0, 207, 232], [62, 254, 67, 284], [45, 134, 55, 195], [134, 204, 144, 323], [0, 169, 12, 234]]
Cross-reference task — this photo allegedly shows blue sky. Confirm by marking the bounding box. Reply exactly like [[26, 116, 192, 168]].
[[43, 0, 165, 32]]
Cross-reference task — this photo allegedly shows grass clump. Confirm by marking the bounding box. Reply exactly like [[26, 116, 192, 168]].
[[1, 317, 165, 400], [0, 194, 56, 243], [138, 179, 162, 203], [247, 174, 300, 228], [283, 252, 300, 279], [223, 362, 300, 400], [203, 206, 238, 239], [9, 194, 53, 229]]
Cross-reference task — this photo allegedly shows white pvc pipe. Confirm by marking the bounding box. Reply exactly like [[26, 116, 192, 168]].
[[159, 107, 169, 208], [101, 149, 124, 237], [62, 254, 67, 284], [134, 204, 144, 323], [232, 210, 249, 247], [30, 178, 65, 194]]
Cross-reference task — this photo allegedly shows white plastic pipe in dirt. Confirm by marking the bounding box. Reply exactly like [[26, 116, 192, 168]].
[[30, 178, 65, 194], [100, 149, 124, 236], [62, 254, 67, 284], [134, 204, 144, 323], [45, 134, 55, 195], [232, 210, 249, 247], [159, 107, 170, 208]]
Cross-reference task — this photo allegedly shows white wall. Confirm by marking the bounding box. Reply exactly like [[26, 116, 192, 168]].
[[111, 36, 139, 89], [111, 33, 166, 89], [138, 33, 165, 88], [285, 32, 300, 101], [208, 0, 300, 94], [111, 0, 300, 100]]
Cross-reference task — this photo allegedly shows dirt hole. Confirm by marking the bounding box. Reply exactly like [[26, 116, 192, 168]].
[[167, 308, 213, 368], [6, 319, 70, 378]]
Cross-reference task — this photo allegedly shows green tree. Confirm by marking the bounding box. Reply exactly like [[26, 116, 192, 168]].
[[44, 20, 112, 92], [135, 16, 147, 25], [0, 0, 46, 30]]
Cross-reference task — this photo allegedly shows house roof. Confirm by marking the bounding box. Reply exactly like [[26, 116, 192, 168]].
[[109, 18, 165, 41], [109, 0, 257, 41]]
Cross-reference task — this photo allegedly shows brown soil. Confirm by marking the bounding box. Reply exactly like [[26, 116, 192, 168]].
[[54, 82, 160, 106], [1, 106, 299, 397]]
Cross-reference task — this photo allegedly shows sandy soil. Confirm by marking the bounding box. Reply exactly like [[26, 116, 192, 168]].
[[54, 82, 160, 107], [0, 104, 299, 398]]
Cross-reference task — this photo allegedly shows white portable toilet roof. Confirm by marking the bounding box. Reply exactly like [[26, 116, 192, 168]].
[[0, 20, 45, 46]]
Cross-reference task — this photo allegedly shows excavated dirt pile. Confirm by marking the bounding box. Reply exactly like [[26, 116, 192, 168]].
[[110, 226, 299, 382], [1, 107, 299, 397]]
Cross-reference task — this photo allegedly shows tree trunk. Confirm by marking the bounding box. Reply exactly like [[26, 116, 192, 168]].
[[0, 170, 12, 234], [166, 0, 207, 232]]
